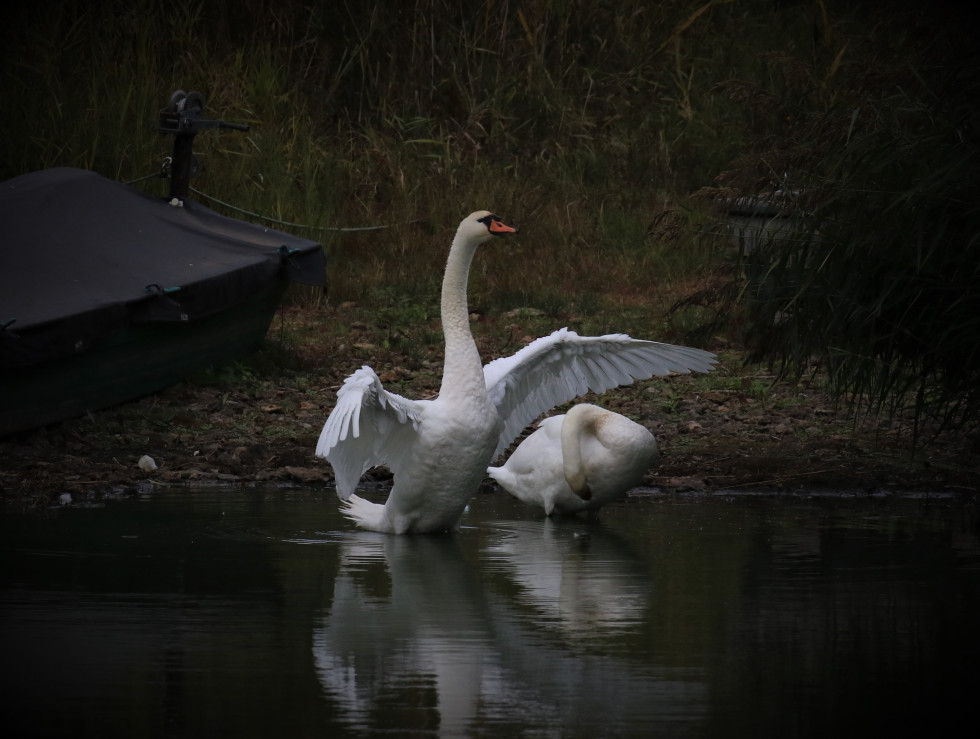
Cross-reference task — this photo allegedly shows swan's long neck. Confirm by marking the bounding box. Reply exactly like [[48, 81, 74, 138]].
[[439, 231, 485, 402], [562, 405, 601, 499]]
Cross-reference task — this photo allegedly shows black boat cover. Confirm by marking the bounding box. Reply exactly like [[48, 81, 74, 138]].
[[0, 167, 326, 368]]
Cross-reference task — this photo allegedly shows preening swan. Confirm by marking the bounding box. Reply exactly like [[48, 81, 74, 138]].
[[316, 210, 716, 534], [488, 403, 658, 516]]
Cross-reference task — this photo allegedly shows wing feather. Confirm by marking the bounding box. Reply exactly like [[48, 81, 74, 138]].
[[484, 328, 717, 458], [316, 366, 425, 499]]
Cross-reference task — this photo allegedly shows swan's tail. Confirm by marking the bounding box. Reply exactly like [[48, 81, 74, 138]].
[[486, 465, 515, 493], [340, 494, 393, 533]]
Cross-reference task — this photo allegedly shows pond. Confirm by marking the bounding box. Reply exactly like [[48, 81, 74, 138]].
[[2, 486, 978, 737]]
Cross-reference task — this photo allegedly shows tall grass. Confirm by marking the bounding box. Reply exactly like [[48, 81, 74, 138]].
[[710, 2, 980, 435], [3, 0, 780, 323], [4, 0, 974, 433]]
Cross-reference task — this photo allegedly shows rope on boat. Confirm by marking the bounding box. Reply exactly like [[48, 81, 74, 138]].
[[188, 187, 419, 233], [121, 169, 418, 233]]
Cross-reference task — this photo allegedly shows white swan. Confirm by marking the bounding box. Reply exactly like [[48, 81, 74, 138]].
[[316, 211, 716, 533], [488, 403, 658, 516]]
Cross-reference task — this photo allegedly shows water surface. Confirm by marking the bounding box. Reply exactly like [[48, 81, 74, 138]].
[[2, 487, 978, 737]]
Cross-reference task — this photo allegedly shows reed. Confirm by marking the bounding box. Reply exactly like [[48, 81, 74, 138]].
[[711, 4, 980, 436], [3, 0, 973, 433]]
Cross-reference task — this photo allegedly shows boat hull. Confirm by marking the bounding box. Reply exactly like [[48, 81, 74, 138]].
[[0, 278, 289, 436]]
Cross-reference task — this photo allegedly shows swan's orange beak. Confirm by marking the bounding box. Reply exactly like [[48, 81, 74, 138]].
[[489, 218, 517, 234]]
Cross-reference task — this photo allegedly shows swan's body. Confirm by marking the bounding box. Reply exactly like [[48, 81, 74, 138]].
[[316, 211, 716, 534], [488, 403, 658, 516]]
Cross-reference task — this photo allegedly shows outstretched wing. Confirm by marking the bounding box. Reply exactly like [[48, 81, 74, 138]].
[[483, 328, 717, 459], [316, 366, 426, 499]]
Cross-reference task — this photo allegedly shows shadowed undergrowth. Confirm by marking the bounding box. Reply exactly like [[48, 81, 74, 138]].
[[2, 0, 977, 439]]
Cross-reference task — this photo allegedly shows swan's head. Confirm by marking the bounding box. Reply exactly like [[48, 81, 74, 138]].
[[458, 211, 517, 245]]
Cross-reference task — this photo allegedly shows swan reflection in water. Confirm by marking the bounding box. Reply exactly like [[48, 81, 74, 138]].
[[482, 518, 649, 639], [312, 520, 706, 735]]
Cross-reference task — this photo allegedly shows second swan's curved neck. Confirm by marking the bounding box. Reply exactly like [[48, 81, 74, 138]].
[[562, 405, 600, 499]]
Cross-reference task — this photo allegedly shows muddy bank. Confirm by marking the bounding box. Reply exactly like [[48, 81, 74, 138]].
[[1, 306, 977, 509]]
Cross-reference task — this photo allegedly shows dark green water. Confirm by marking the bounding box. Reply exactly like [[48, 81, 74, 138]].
[[2, 487, 978, 737]]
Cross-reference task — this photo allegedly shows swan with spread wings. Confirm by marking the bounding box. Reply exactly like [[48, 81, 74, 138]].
[[316, 211, 716, 533]]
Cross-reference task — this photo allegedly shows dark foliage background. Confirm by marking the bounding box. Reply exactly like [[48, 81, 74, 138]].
[[2, 0, 978, 437]]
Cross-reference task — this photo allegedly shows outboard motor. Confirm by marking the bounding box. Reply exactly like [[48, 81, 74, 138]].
[[158, 90, 249, 200]]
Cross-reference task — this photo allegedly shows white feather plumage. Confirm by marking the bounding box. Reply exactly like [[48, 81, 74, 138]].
[[316, 211, 715, 533]]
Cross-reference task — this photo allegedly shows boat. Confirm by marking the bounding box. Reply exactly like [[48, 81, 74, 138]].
[[0, 95, 327, 435]]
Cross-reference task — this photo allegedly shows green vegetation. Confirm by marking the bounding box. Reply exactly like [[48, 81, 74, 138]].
[[1, 0, 975, 438], [707, 4, 980, 438]]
